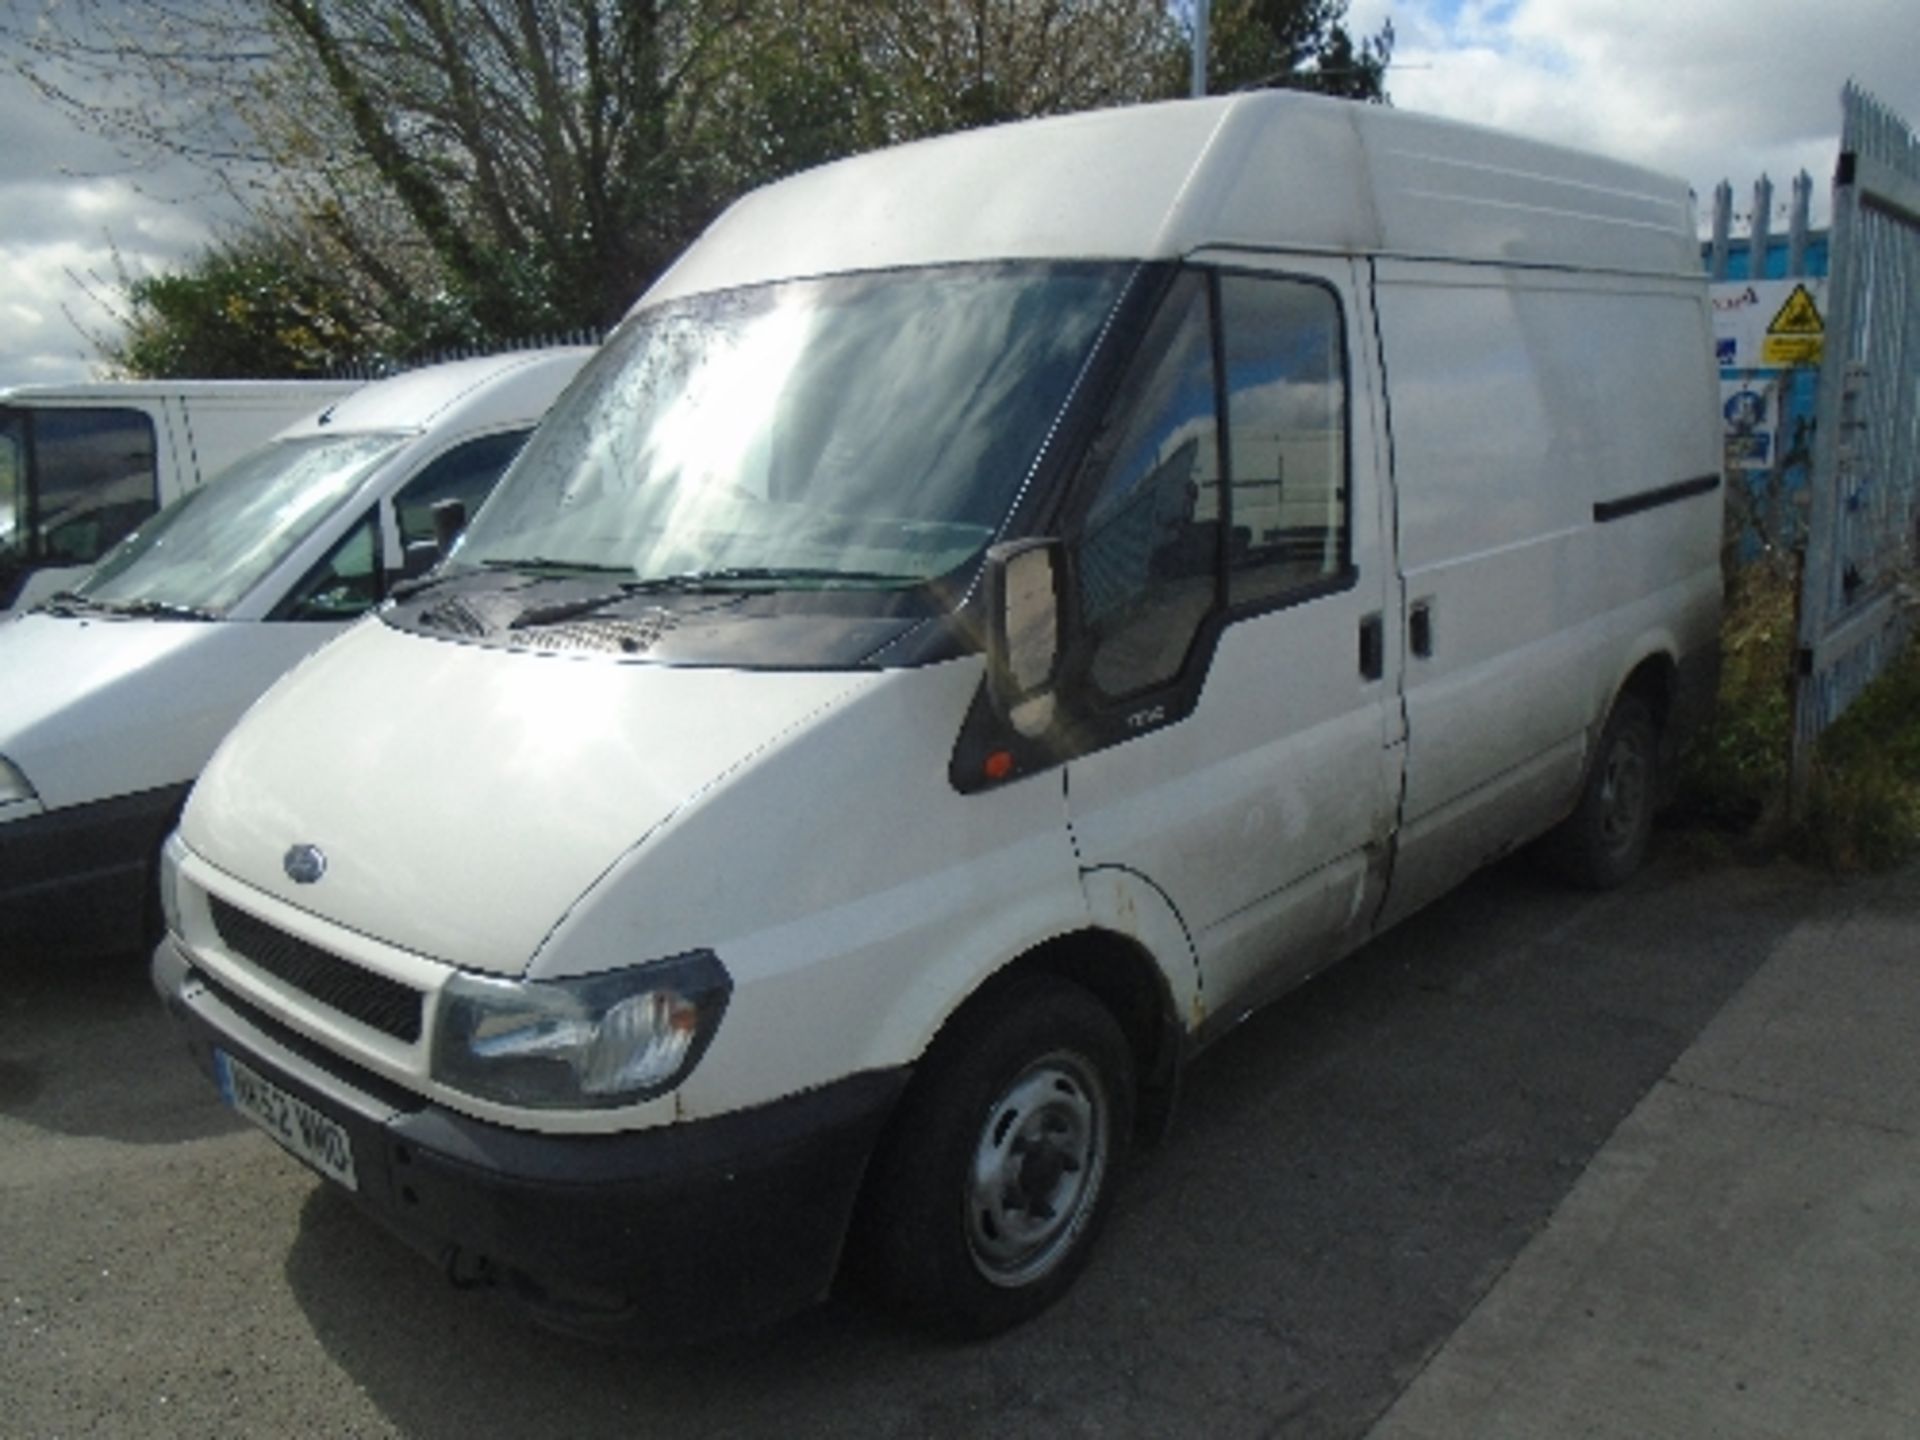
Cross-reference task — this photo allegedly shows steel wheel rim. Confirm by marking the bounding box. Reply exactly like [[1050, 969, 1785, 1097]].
[[965, 1052, 1109, 1288], [1598, 725, 1651, 853]]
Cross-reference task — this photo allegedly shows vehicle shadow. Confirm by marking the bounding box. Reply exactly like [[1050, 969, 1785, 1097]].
[[1, 942, 245, 1145], [279, 848, 1833, 1440]]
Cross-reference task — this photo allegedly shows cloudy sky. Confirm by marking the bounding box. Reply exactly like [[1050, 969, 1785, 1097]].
[[0, 57, 233, 387], [1353, 0, 1919, 224], [3, 0, 1917, 386]]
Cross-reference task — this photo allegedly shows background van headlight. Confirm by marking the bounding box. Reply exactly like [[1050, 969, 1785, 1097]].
[[432, 951, 731, 1108], [0, 755, 37, 809], [158, 833, 188, 939]]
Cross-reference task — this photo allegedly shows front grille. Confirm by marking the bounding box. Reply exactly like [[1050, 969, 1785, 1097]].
[[192, 969, 421, 1113], [209, 896, 424, 1043], [516, 612, 678, 655]]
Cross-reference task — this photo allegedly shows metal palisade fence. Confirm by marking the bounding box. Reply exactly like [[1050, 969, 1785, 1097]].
[[328, 327, 605, 382], [1707, 168, 1823, 558], [1791, 85, 1920, 802]]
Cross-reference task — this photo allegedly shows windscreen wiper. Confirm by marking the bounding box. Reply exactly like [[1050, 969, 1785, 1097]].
[[499, 566, 925, 630], [393, 556, 626, 603], [39, 590, 105, 616], [388, 570, 453, 601], [480, 564, 929, 629], [41, 591, 217, 621], [628, 566, 924, 589], [477, 558, 636, 578], [100, 597, 220, 621]]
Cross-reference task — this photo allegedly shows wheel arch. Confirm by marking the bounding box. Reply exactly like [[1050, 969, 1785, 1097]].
[[890, 921, 1190, 1156], [1618, 648, 1678, 732], [1001, 926, 1187, 1142], [1609, 646, 1684, 801]]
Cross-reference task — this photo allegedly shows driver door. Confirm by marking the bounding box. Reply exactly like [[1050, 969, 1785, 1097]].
[[1062, 256, 1403, 1029]]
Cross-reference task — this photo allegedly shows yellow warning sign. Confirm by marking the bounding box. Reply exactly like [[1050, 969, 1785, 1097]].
[[1768, 284, 1823, 334], [1762, 283, 1824, 365]]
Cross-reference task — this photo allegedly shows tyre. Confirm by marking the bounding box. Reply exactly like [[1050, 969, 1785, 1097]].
[[852, 973, 1134, 1338], [1543, 692, 1658, 889]]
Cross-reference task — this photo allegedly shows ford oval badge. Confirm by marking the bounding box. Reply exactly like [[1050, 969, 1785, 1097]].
[[283, 844, 327, 885]]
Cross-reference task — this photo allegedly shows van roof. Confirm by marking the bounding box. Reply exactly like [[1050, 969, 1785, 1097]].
[[0, 378, 359, 406], [277, 348, 595, 440], [646, 91, 1698, 307]]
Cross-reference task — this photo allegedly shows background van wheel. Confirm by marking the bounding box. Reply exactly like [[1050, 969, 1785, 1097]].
[[1543, 693, 1657, 889], [852, 974, 1134, 1338]]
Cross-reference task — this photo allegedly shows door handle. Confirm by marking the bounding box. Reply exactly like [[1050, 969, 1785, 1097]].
[[1359, 612, 1384, 681], [1410, 600, 1434, 659]]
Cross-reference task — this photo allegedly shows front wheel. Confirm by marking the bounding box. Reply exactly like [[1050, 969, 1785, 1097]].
[[1543, 693, 1658, 889], [852, 974, 1134, 1337]]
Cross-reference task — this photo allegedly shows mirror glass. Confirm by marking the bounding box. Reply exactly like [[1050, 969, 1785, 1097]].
[[1003, 544, 1059, 695]]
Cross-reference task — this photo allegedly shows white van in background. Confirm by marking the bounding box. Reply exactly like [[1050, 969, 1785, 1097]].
[[153, 94, 1721, 1342], [0, 348, 591, 956], [1, 379, 364, 612]]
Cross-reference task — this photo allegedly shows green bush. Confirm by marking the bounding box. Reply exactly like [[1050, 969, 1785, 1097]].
[[1675, 561, 1920, 871], [1674, 564, 1796, 835], [1796, 630, 1920, 870]]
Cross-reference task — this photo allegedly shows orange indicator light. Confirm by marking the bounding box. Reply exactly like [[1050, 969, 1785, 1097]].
[[983, 751, 1015, 781]]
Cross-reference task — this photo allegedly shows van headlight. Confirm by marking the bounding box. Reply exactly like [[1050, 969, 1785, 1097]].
[[0, 755, 37, 809], [158, 834, 188, 939], [432, 951, 731, 1108]]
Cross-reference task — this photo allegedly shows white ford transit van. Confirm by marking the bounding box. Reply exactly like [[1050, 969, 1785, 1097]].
[[2, 349, 590, 955], [152, 94, 1721, 1342], [1, 379, 363, 614]]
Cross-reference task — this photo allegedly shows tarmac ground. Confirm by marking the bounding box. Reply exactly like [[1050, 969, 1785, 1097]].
[[3, 844, 1906, 1437], [1369, 855, 1920, 1439]]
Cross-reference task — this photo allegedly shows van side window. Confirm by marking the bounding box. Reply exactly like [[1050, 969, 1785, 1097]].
[[1075, 272, 1222, 699], [279, 510, 381, 621], [1071, 269, 1352, 701], [393, 429, 530, 548], [0, 411, 22, 564], [1218, 276, 1349, 608], [29, 408, 160, 564]]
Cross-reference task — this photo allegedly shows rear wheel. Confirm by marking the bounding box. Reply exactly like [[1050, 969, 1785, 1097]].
[[1543, 693, 1657, 889], [853, 974, 1134, 1337]]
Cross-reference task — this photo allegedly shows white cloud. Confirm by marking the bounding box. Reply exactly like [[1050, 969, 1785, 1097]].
[[1, 240, 121, 382], [0, 67, 224, 386], [0, 189, 214, 385]]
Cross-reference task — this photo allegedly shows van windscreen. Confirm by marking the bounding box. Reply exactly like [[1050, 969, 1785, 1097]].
[[455, 262, 1133, 590], [75, 432, 405, 616]]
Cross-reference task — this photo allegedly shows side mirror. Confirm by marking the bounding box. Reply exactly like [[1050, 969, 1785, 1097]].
[[400, 539, 441, 579], [984, 538, 1066, 738], [399, 499, 473, 580], [430, 498, 469, 557]]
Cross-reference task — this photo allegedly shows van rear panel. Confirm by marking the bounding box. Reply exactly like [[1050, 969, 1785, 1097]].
[[1373, 261, 1719, 918]]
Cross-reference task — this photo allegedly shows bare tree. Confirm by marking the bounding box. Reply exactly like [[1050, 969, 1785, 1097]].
[[7, 0, 775, 338], [1206, 0, 1393, 100], [5, 0, 1387, 371]]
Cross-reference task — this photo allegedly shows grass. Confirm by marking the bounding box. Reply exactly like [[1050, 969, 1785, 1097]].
[[1673, 560, 1920, 872]]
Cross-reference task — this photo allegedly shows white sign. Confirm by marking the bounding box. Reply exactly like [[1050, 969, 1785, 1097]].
[[1721, 379, 1781, 473]]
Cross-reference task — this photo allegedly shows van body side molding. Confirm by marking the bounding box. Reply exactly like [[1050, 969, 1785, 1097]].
[[1593, 473, 1721, 524]]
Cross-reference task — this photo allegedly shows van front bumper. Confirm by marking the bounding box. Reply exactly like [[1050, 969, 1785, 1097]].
[[152, 937, 909, 1343]]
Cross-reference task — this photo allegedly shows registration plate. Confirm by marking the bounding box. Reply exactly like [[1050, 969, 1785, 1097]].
[[215, 1049, 359, 1191]]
